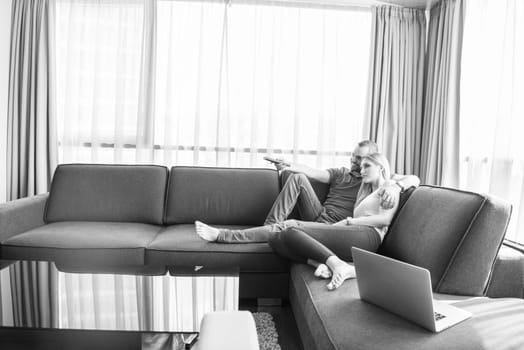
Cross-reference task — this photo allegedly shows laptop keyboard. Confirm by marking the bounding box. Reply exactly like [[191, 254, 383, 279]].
[[434, 312, 446, 321]]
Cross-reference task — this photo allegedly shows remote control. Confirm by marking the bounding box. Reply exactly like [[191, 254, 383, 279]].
[[263, 156, 289, 167]]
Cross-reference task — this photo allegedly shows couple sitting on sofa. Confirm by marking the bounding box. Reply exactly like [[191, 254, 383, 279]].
[[196, 140, 420, 290]]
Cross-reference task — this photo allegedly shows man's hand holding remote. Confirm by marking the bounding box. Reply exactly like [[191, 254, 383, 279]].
[[263, 156, 291, 171]]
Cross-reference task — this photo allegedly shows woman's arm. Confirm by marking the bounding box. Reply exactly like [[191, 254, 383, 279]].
[[379, 175, 420, 209], [348, 197, 399, 227], [390, 174, 420, 190]]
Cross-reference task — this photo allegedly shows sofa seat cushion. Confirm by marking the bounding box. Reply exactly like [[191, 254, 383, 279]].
[[1, 222, 162, 266], [145, 225, 289, 272], [290, 263, 524, 350]]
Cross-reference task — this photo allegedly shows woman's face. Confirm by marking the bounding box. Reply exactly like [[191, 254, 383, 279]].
[[360, 159, 383, 183]]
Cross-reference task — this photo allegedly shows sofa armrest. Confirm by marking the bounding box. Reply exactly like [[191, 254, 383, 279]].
[[486, 243, 524, 298], [0, 193, 48, 243]]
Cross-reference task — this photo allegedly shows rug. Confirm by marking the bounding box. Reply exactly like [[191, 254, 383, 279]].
[[253, 312, 282, 350]]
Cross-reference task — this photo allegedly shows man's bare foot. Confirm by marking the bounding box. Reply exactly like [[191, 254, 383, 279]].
[[325, 257, 356, 290], [314, 264, 332, 279], [195, 221, 220, 242]]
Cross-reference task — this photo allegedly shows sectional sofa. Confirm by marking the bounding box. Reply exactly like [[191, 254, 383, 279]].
[[1, 164, 524, 349], [0, 164, 290, 299]]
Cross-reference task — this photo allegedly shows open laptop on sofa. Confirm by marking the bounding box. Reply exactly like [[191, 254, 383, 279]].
[[352, 247, 472, 333]]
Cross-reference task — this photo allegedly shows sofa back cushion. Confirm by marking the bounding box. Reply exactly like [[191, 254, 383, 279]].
[[165, 167, 280, 225], [380, 185, 512, 296], [45, 164, 168, 225]]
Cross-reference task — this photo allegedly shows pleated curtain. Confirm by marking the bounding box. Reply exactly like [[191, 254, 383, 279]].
[[364, 6, 426, 175], [5, 0, 59, 329], [7, 0, 57, 201], [7, 261, 59, 328], [419, 0, 465, 186]]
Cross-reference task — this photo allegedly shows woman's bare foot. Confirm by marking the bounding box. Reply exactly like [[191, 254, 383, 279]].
[[195, 221, 220, 241], [325, 256, 356, 290], [307, 259, 332, 279], [314, 264, 332, 279]]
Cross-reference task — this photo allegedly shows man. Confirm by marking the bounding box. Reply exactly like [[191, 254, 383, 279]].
[[265, 140, 419, 225], [195, 140, 420, 242]]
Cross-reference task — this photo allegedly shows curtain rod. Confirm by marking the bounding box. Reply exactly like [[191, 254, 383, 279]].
[[231, 0, 375, 12], [163, 0, 395, 12]]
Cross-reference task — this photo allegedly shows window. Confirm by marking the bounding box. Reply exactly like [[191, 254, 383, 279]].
[[460, 0, 524, 243], [55, 0, 372, 168]]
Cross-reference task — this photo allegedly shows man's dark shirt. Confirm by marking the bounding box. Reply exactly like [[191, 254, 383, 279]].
[[317, 167, 362, 223]]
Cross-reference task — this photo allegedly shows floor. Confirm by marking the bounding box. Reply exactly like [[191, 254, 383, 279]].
[[240, 299, 304, 350]]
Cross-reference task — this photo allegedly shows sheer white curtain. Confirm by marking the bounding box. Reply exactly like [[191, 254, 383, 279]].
[[154, 1, 371, 168], [0, 263, 237, 331], [58, 273, 238, 332], [55, 0, 155, 164], [55, 0, 372, 168], [460, 0, 524, 243]]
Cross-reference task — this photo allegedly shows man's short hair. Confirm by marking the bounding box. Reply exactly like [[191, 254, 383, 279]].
[[358, 140, 379, 153]]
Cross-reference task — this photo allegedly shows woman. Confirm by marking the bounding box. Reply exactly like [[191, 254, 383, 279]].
[[269, 153, 399, 290]]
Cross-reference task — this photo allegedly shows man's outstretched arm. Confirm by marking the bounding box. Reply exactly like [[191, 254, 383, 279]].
[[275, 161, 330, 184]]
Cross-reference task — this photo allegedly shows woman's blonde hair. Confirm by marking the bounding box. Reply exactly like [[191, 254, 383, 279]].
[[355, 153, 391, 207]]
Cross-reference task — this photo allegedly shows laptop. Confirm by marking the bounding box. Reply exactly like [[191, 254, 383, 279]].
[[351, 247, 472, 333]]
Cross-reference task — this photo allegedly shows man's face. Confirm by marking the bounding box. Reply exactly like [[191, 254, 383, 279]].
[[350, 145, 371, 173]]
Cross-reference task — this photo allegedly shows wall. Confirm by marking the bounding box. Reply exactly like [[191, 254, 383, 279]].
[[0, 0, 12, 203]]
